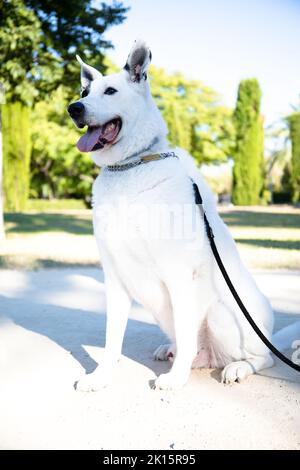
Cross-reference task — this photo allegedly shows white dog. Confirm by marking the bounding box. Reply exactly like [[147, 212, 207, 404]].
[[68, 40, 299, 391]]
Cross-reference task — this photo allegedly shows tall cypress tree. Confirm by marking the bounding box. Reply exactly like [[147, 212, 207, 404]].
[[2, 103, 31, 211], [288, 112, 300, 203], [232, 79, 264, 205]]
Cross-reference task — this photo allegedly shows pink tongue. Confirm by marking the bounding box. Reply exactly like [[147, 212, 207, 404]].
[[77, 127, 103, 152]]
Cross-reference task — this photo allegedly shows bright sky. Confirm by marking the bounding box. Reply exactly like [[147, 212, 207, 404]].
[[103, 0, 300, 126]]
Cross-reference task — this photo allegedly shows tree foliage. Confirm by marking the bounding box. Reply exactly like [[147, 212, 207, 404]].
[[0, 0, 128, 211], [264, 120, 292, 202], [288, 112, 300, 202], [150, 67, 234, 164], [232, 78, 265, 205], [0, 0, 43, 105], [0, 0, 128, 104]]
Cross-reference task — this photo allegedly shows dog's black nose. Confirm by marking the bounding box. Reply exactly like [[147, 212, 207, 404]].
[[68, 102, 84, 118]]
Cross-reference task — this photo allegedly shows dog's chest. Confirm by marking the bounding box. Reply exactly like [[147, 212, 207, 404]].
[[92, 165, 170, 246], [92, 159, 191, 244], [91, 160, 198, 303]]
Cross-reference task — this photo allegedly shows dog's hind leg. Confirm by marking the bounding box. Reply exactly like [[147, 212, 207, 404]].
[[221, 355, 274, 384], [152, 285, 177, 362], [207, 300, 274, 384]]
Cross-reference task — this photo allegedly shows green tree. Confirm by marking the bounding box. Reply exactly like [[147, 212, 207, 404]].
[[288, 112, 300, 202], [1, 0, 128, 103], [0, 0, 40, 212], [0, 87, 4, 241], [2, 102, 32, 211], [0, 0, 128, 215], [23, 0, 128, 98], [232, 78, 264, 205], [150, 66, 234, 165], [264, 120, 291, 202]]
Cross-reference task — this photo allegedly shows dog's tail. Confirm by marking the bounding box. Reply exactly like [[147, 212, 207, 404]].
[[272, 321, 300, 351]]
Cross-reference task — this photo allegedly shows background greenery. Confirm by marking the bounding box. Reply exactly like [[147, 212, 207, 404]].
[[2, 102, 31, 210], [0, 0, 128, 213], [0, 0, 299, 214], [232, 79, 265, 205], [287, 112, 300, 203], [2, 204, 299, 271], [0, 0, 299, 273]]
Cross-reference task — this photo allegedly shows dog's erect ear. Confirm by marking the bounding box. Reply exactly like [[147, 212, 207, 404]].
[[123, 40, 152, 83], [76, 55, 102, 88]]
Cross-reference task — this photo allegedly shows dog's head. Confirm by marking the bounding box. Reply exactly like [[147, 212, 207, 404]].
[[68, 40, 167, 166]]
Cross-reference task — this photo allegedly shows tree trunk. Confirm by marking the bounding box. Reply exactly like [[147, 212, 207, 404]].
[[0, 105, 5, 242]]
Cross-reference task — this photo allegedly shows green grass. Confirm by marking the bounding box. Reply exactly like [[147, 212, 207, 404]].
[[219, 207, 300, 270], [221, 209, 300, 229], [234, 238, 300, 250], [26, 198, 87, 211], [1, 205, 300, 270], [4, 212, 93, 236], [0, 256, 99, 270]]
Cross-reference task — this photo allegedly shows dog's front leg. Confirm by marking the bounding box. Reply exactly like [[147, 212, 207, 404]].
[[155, 274, 214, 390], [76, 275, 132, 392]]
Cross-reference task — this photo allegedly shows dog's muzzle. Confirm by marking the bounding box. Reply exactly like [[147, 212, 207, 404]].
[[68, 102, 85, 128]]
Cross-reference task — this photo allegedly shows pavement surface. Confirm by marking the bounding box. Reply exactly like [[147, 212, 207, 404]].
[[0, 268, 299, 450]]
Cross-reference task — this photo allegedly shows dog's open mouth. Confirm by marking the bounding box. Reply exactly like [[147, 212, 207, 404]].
[[77, 117, 122, 152]]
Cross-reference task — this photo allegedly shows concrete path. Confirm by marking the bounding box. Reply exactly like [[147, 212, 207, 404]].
[[0, 268, 299, 449]]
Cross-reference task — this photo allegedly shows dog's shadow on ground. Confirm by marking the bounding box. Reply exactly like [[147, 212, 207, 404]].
[[1, 268, 299, 386], [0, 269, 172, 381]]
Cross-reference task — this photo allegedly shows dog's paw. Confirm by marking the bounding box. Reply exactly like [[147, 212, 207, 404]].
[[153, 343, 176, 361], [221, 361, 252, 384], [75, 369, 111, 392], [153, 372, 186, 390]]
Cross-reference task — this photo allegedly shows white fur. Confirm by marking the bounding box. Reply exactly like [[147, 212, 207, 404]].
[[73, 41, 295, 392]]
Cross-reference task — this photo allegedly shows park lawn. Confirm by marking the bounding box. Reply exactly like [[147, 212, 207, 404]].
[[1, 205, 300, 270], [219, 205, 300, 270], [1, 210, 97, 270]]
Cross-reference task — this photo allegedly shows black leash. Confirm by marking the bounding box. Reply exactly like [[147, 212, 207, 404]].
[[192, 182, 300, 373]]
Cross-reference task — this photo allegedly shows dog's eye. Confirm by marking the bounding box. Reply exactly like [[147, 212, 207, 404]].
[[81, 89, 89, 98], [104, 87, 118, 95]]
